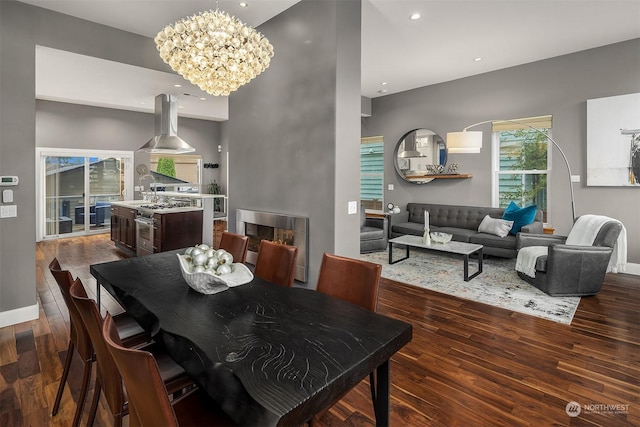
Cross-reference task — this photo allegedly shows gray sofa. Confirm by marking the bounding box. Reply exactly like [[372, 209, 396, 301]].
[[389, 202, 544, 258]]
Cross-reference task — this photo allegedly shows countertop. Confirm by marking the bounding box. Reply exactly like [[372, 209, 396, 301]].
[[110, 200, 203, 214]]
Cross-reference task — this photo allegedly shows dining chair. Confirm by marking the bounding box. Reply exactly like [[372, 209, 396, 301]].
[[49, 258, 149, 426], [219, 231, 250, 263], [48, 258, 93, 427], [254, 240, 298, 287], [312, 253, 382, 424], [70, 279, 194, 427], [315, 253, 381, 312], [103, 313, 237, 427]]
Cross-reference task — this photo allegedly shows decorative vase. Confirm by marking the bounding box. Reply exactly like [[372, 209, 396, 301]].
[[422, 226, 431, 245]]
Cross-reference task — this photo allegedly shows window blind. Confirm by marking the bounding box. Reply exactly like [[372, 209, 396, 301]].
[[492, 115, 552, 132]]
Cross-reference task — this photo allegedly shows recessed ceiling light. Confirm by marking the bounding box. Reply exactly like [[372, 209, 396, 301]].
[[473, 57, 483, 62], [140, 101, 146, 105], [378, 89, 388, 94], [174, 84, 182, 88], [410, 13, 421, 20], [178, 105, 184, 108], [381, 82, 388, 86], [239, 2, 248, 7], [200, 97, 206, 101]]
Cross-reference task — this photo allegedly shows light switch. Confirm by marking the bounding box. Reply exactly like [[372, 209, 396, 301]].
[[2, 189, 13, 203], [348, 201, 358, 215], [570, 175, 581, 183], [0, 205, 17, 218], [388, 184, 394, 191]]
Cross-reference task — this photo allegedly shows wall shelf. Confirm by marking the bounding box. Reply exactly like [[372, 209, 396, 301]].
[[405, 174, 473, 180]]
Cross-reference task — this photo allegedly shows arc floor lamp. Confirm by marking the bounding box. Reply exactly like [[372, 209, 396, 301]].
[[446, 119, 576, 222]]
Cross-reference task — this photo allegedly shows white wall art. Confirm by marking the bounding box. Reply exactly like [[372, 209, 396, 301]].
[[587, 92, 640, 186]]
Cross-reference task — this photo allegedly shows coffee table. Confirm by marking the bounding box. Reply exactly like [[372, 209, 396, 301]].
[[388, 235, 483, 281]]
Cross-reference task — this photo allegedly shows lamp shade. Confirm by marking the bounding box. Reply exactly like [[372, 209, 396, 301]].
[[446, 131, 483, 153]]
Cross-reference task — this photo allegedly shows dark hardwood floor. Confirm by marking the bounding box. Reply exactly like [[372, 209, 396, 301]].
[[1, 234, 638, 426]]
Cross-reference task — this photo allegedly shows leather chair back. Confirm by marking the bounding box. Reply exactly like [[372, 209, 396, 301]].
[[70, 279, 125, 423], [49, 258, 92, 360], [254, 240, 298, 287], [316, 253, 381, 312], [219, 231, 249, 263], [593, 221, 623, 248], [103, 313, 180, 427]]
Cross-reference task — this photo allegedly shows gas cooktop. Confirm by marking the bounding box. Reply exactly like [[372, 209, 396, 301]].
[[138, 202, 190, 210]]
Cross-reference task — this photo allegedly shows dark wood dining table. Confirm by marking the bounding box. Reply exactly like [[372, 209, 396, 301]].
[[90, 250, 412, 426]]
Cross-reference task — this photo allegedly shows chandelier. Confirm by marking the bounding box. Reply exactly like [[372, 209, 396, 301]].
[[155, 7, 274, 96]]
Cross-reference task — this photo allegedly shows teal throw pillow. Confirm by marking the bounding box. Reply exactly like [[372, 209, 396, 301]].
[[502, 201, 537, 235]]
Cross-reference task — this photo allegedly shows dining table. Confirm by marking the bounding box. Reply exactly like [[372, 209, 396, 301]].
[[90, 249, 412, 426]]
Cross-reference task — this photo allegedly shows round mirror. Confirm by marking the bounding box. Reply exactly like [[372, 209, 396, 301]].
[[393, 128, 447, 184]]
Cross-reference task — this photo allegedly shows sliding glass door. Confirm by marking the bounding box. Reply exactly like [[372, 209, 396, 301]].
[[37, 149, 133, 240]]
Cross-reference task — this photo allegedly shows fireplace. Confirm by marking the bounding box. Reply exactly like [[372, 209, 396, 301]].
[[236, 209, 309, 282]]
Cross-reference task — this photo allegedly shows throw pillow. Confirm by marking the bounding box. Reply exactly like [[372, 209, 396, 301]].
[[502, 201, 538, 235], [478, 215, 514, 238]]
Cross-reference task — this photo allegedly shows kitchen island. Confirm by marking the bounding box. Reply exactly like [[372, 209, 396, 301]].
[[110, 199, 202, 256]]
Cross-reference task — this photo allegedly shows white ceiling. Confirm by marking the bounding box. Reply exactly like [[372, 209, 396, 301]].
[[21, 0, 640, 121]]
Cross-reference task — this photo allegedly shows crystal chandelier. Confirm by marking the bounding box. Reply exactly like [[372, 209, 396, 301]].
[[155, 7, 274, 96]]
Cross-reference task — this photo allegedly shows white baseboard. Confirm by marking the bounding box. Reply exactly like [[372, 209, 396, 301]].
[[623, 262, 640, 276], [0, 304, 39, 328]]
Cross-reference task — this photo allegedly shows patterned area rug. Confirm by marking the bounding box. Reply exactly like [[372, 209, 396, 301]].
[[362, 248, 580, 325]]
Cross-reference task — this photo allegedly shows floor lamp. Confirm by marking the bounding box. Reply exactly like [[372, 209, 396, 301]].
[[446, 119, 576, 222]]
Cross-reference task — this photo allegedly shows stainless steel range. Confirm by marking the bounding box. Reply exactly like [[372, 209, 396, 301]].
[[134, 202, 192, 256]]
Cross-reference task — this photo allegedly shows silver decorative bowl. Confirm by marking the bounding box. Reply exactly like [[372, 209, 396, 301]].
[[177, 254, 254, 294], [430, 232, 452, 244], [177, 254, 229, 294]]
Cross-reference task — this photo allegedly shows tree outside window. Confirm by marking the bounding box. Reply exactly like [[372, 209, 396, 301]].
[[495, 127, 550, 221], [156, 157, 177, 178]]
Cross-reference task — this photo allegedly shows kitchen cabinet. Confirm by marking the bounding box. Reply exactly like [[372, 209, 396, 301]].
[[153, 210, 203, 252], [110, 205, 136, 252]]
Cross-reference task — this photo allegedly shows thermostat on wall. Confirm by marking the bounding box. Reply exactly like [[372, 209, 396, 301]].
[[0, 176, 19, 186]]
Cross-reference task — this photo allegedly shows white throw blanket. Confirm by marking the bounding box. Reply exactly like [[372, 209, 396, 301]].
[[516, 215, 628, 277], [566, 214, 627, 273], [516, 246, 548, 278]]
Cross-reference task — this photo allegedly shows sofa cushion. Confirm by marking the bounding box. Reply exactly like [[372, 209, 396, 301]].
[[407, 203, 507, 231], [502, 201, 538, 235], [478, 215, 513, 238], [392, 222, 425, 236], [434, 227, 478, 243], [469, 233, 517, 250]]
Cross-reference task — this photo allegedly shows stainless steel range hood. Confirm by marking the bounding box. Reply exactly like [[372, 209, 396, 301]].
[[398, 131, 424, 158], [138, 94, 195, 154]]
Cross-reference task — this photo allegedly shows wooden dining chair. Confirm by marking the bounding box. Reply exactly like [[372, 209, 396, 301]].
[[49, 258, 149, 426], [70, 279, 193, 427], [103, 313, 237, 427], [49, 258, 94, 427], [219, 231, 249, 263], [312, 253, 382, 424], [254, 240, 298, 287]]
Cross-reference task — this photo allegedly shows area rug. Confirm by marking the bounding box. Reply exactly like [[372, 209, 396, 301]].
[[362, 248, 580, 325]]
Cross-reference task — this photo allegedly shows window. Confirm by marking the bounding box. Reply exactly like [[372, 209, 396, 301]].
[[360, 136, 384, 211], [36, 148, 133, 240], [492, 116, 551, 222]]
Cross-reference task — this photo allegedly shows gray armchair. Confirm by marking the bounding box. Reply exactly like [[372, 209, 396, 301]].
[[360, 207, 388, 253], [516, 218, 622, 296]]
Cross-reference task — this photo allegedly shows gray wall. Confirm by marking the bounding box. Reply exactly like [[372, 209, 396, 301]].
[[0, 1, 221, 318], [363, 39, 640, 263], [226, 0, 361, 287]]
